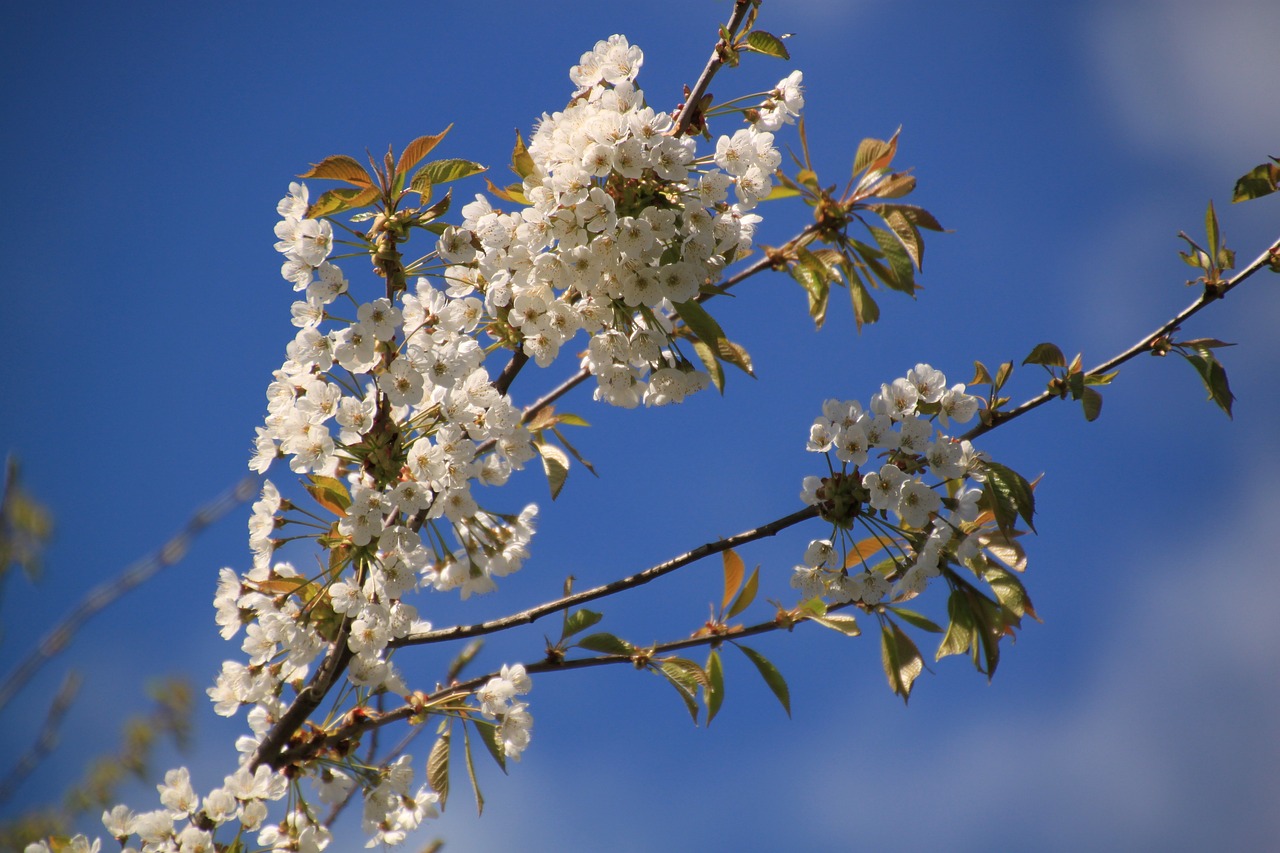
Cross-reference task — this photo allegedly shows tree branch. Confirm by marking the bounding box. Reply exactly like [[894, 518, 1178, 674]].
[[961, 235, 1280, 442], [278, 600, 833, 768], [394, 505, 818, 649], [672, 0, 756, 137]]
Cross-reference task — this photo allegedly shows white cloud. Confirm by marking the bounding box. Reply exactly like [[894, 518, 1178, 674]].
[[1086, 2, 1280, 166]]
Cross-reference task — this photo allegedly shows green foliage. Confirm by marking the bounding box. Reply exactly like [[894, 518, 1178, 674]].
[[1231, 156, 1279, 202]]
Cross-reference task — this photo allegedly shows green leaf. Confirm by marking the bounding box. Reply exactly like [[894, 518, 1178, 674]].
[[705, 650, 725, 726], [461, 722, 485, 816], [656, 662, 701, 723], [982, 460, 1037, 533], [1022, 342, 1066, 368], [790, 252, 831, 329], [417, 190, 452, 224], [673, 299, 754, 379], [535, 441, 570, 499], [874, 205, 925, 269], [576, 632, 635, 655], [445, 638, 483, 684], [511, 130, 535, 180], [1205, 200, 1221, 260], [397, 126, 452, 177], [299, 154, 372, 188], [970, 361, 993, 386], [470, 719, 507, 773], [852, 131, 899, 177], [690, 338, 725, 393], [880, 622, 924, 703], [411, 158, 486, 189], [735, 643, 791, 717], [483, 177, 528, 205], [743, 30, 791, 59], [848, 269, 881, 331], [937, 591, 976, 661], [555, 412, 591, 427], [721, 549, 745, 612], [866, 225, 916, 294], [561, 608, 603, 640], [1181, 351, 1235, 418], [726, 566, 760, 619], [983, 564, 1039, 622], [1080, 386, 1103, 421], [887, 606, 942, 633], [550, 427, 597, 478], [305, 474, 350, 515], [1231, 159, 1280, 203], [808, 613, 861, 636], [427, 727, 450, 809], [305, 185, 379, 219]]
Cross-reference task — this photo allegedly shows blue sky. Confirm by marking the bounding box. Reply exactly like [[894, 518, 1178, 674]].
[[2, 1, 1278, 850]]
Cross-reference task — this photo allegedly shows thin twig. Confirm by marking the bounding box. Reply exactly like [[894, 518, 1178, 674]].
[[277, 601, 819, 768], [395, 506, 818, 649], [0, 476, 259, 712], [961, 235, 1280, 442], [0, 670, 81, 806], [672, 0, 756, 137]]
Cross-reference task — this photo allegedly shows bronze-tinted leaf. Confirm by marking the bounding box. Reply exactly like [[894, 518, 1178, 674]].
[[397, 125, 453, 177], [299, 154, 373, 188]]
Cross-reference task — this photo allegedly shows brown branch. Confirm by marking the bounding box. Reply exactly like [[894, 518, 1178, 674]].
[[672, 0, 756, 137], [0, 476, 259, 712], [278, 600, 834, 768], [0, 671, 81, 806], [395, 505, 818, 649], [961, 235, 1280, 442]]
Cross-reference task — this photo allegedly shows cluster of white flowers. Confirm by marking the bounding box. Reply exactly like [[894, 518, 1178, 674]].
[[440, 35, 798, 407], [794, 364, 986, 605], [42, 765, 293, 853], [476, 663, 534, 762], [78, 35, 809, 853]]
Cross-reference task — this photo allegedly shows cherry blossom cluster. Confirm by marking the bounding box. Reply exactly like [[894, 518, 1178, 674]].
[[476, 663, 534, 762], [440, 35, 801, 407], [794, 364, 986, 605], [72, 34, 809, 853]]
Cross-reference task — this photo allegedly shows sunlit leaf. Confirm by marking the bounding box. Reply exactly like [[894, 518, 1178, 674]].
[[576, 633, 634, 655], [1181, 351, 1235, 418], [561, 608, 603, 640], [721, 548, 745, 612], [887, 606, 942, 633], [808, 613, 861, 636], [1022, 342, 1066, 368], [705, 650, 725, 726], [726, 566, 759, 619], [305, 474, 350, 516], [511, 130, 535, 180], [299, 154, 372, 188], [982, 461, 1037, 533], [880, 622, 924, 703], [735, 643, 790, 717], [1231, 158, 1280, 203], [397, 125, 453, 177], [461, 724, 485, 816], [411, 158, 486, 189], [305, 185, 379, 219], [743, 30, 791, 59], [470, 719, 506, 773], [427, 728, 450, 809], [656, 662, 701, 723], [535, 442, 570, 499]]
